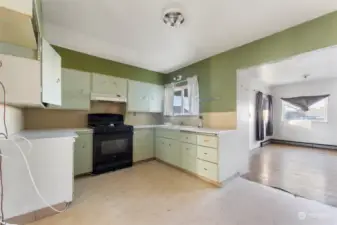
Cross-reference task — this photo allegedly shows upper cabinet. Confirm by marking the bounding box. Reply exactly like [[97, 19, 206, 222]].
[[149, 84, 164, 113], [42, 39, 62, 106], [127, 80, 164, 113], [0, 53, 41, 106], [91, 73, 127, 102], [50, 68, 91, 110], [0, 40, 62, 107], [0, 0, 37, 49], [1, 0, 33, 16]]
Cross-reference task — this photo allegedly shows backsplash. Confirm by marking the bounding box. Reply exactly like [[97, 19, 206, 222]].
[[24, 102, 162, 130], [164, 112, 237, 129]]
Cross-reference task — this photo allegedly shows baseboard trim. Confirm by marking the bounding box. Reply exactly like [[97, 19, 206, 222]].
[[5, 202, 70, 225], [260, 139, 272, 147], [270, 139, 337, 150]]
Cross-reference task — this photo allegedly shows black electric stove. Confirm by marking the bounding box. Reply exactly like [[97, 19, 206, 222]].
[[88, 114, 133, 174]]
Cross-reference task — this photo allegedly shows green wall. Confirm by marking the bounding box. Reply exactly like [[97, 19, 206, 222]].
[[167, 11, 337, 113], [53, 46, 164, 85]]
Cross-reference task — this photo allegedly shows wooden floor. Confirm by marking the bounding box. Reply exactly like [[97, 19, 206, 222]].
[[243, 144, 337, 207]]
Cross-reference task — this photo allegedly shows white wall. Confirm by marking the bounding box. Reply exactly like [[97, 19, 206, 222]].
[[271, 78, 337, 145], [0, 104, 23, 136]]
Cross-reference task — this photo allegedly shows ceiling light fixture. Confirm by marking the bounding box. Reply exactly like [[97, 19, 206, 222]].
[[162, 4, 185, 28]]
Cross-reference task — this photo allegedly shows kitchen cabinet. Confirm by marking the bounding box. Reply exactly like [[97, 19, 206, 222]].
[[0, 0, 37, 49], [1, 0, 33, 16], [42, 38, 62, 106], [51, 68, 91, 110], [155, 137, 166, 161], [127, 80, 164, 113], [0, 53, 41, 106], [128, 80, 149, 112], [91, 73, 127, 102], [0, 40, 61, 107], [165, 139, 181, 167], [74, 132, 93, 176], [133, 128, 154, 162], [155, 129, 222, 183], [149, 84, 164, 113]]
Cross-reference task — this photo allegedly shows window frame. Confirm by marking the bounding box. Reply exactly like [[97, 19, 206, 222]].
[[173, 84, 191, 116], [281, 98, 328, 123]]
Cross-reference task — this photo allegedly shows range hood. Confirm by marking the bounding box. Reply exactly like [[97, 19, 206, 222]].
[[91, 93, 127, 103]]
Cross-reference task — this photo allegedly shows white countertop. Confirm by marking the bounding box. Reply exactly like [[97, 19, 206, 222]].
[[15, 128, 92, 140], [132, 124, 233, 135]]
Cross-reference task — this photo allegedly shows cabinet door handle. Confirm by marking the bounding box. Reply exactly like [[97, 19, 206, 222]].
[[117, 94, 121, 97], [204, 168, 208, 171], [0, 60, 2, 67], [204, 152, 208, 155], [56, 78, 60, 83], [204, 140, 210, 142]]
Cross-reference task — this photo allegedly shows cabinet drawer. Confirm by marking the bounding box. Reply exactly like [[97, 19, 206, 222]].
[[197, 146, 218, 164], [180, 132, 197, 144], [197, 159, 218, 181], [197, 135, 218, 148]]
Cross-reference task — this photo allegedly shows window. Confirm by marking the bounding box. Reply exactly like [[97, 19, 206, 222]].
[[164, 75, 199, 116], [282, 98, 328, 122], [173, 85, 190, 115]]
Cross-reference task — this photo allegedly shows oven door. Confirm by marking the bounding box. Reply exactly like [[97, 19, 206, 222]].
[[93, 131, 133, 173]]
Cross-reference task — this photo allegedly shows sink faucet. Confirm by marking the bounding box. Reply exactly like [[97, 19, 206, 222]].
[[198, 116, 203, 128]]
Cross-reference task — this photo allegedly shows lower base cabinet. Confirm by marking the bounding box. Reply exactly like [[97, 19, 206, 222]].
[[133, 128, 154, 162], [181, 143, 197, 173], [155, 130, 221, 183], [74, 131, 93, 176]]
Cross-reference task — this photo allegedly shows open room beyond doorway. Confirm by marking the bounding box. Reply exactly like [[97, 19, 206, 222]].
[[237, 45, 337, 207]]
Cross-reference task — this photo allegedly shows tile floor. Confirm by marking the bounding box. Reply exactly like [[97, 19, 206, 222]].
[[29, 161, 337, 225]]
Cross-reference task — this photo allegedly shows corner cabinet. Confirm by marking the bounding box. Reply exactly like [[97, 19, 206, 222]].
[[133, 128, 154, 162], [91, 73, 127, 102], [127, 80, 164, 113], [0, 40, 62, 107], [74, 131, 93, 176]]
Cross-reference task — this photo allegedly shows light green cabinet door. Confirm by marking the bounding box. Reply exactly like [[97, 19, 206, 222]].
[[149, 84, 164, 113], [62, 68, 91, 110], [181, 143, 197, 173], [166, 139, 181, 167], [133, 129, 154, 162], [92, 73, 127, 99], [155, 138, 167, 161], [74, 133, 93, 176], [127, 80, 150, 112]]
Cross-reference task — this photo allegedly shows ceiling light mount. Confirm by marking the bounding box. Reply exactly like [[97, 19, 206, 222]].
[[162, 4, 185, 28]]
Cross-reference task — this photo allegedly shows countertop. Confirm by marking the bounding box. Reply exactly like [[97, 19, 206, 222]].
[[15, 128, 92, 140], [132, 124, 234, 135]]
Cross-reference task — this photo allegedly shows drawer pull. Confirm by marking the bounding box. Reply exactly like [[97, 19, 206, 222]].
[[204, 168, 208, 171], [204, 153, 208, 155], [204, 140, 210, 142], [185, 137, 188, 139]]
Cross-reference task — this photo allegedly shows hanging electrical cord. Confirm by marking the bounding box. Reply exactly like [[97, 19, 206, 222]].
[[0, 79, 69, 225]]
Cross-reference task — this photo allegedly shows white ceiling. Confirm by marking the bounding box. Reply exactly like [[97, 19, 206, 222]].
[[250, 45, 337, 86], [41, 0, 337, 73]]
